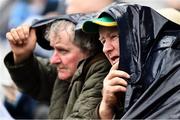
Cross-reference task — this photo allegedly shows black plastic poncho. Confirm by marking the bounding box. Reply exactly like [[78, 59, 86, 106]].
[[99, 2, 180, 119]]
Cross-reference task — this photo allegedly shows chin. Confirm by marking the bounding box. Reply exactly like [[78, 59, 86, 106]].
[[107, 59, 113, 65], [58, 74, 70, 80], [110, 61, 114, 65]]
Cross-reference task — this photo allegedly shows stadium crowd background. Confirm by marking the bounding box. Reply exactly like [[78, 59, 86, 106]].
[[0, 0, 179, 119]]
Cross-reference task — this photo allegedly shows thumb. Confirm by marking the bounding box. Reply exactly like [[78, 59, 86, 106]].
[[29, 29, 37, 43]]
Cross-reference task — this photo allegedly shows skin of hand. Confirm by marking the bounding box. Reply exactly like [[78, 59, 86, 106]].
[[99, 62, 130, 119], [6, 25, 37, 64]]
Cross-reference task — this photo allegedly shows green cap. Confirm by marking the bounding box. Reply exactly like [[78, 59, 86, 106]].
[[82, 16, 117, 33]]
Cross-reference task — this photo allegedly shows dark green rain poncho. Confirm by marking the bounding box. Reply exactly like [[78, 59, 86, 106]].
[[96, 2, 180, 119]]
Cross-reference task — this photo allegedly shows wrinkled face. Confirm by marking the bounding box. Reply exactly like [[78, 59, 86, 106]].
[[99, 26, 119, 65], [49, 30, 88, 80]]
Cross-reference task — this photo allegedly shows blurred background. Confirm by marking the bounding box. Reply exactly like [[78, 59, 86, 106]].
[[0, 0, 179, 119]]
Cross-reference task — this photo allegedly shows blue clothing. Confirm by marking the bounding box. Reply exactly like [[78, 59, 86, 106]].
[[8, 1, 30, 28], [0, 102, 14, 120], [4, 93, 37, 119]]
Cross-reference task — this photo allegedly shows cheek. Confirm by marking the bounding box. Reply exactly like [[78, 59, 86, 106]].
[[114, 41, 120, 55], [57, 55, 79, 80], [115, 45, 120, 55], [62, 54, 80, 70]]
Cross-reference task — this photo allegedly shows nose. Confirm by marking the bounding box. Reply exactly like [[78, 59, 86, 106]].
[[50, 50, 61, 64], [103, 40, 113, 54]]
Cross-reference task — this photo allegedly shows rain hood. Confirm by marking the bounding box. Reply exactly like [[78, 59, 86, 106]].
[[99, 2, 180, 119]]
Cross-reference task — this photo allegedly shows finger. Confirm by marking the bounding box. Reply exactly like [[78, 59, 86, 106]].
[[29, 29, 36, 43], [6, 32, 14, 41], [105, 85, 127, 93], [110, 61, 119, 71], [6, 32, 16, 45], [10, 28, 23, 45], [108, 77, 128, 87], [113, 85, 127, 92], [16, 26, 26, 41], [107, 70, 130, 80], [22, 24, 30, 38]]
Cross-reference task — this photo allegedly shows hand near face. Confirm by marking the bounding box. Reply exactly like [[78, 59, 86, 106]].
[[6, 25, 37, 64], [99, 62, 130, 119]]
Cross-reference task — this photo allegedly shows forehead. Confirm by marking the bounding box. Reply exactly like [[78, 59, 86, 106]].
[[99, 26, 118, 35], [49, 30, 73, 46], [49, 23, 74, 41]]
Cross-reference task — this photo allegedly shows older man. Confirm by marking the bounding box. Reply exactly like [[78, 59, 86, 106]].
[[4, 14, 111, 119], [83, 2, 180, 119]]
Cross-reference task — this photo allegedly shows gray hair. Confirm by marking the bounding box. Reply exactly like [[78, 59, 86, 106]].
[[74, 30, 102, 56], [45, 20, 75, 43], [45, 20, 102, 56]]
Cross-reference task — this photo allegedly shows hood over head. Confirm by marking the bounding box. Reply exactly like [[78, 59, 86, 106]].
[[85, 2, 173, 83], [84, 2, 180, 116], [31, 13, 96, 50]]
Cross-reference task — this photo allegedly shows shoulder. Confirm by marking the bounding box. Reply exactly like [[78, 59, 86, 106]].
[[82, 53, 111, 87], [87, 53, 111, 74]]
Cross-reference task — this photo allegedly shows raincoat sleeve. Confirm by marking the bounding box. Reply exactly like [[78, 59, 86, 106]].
[[4, 52, 57, 103]]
